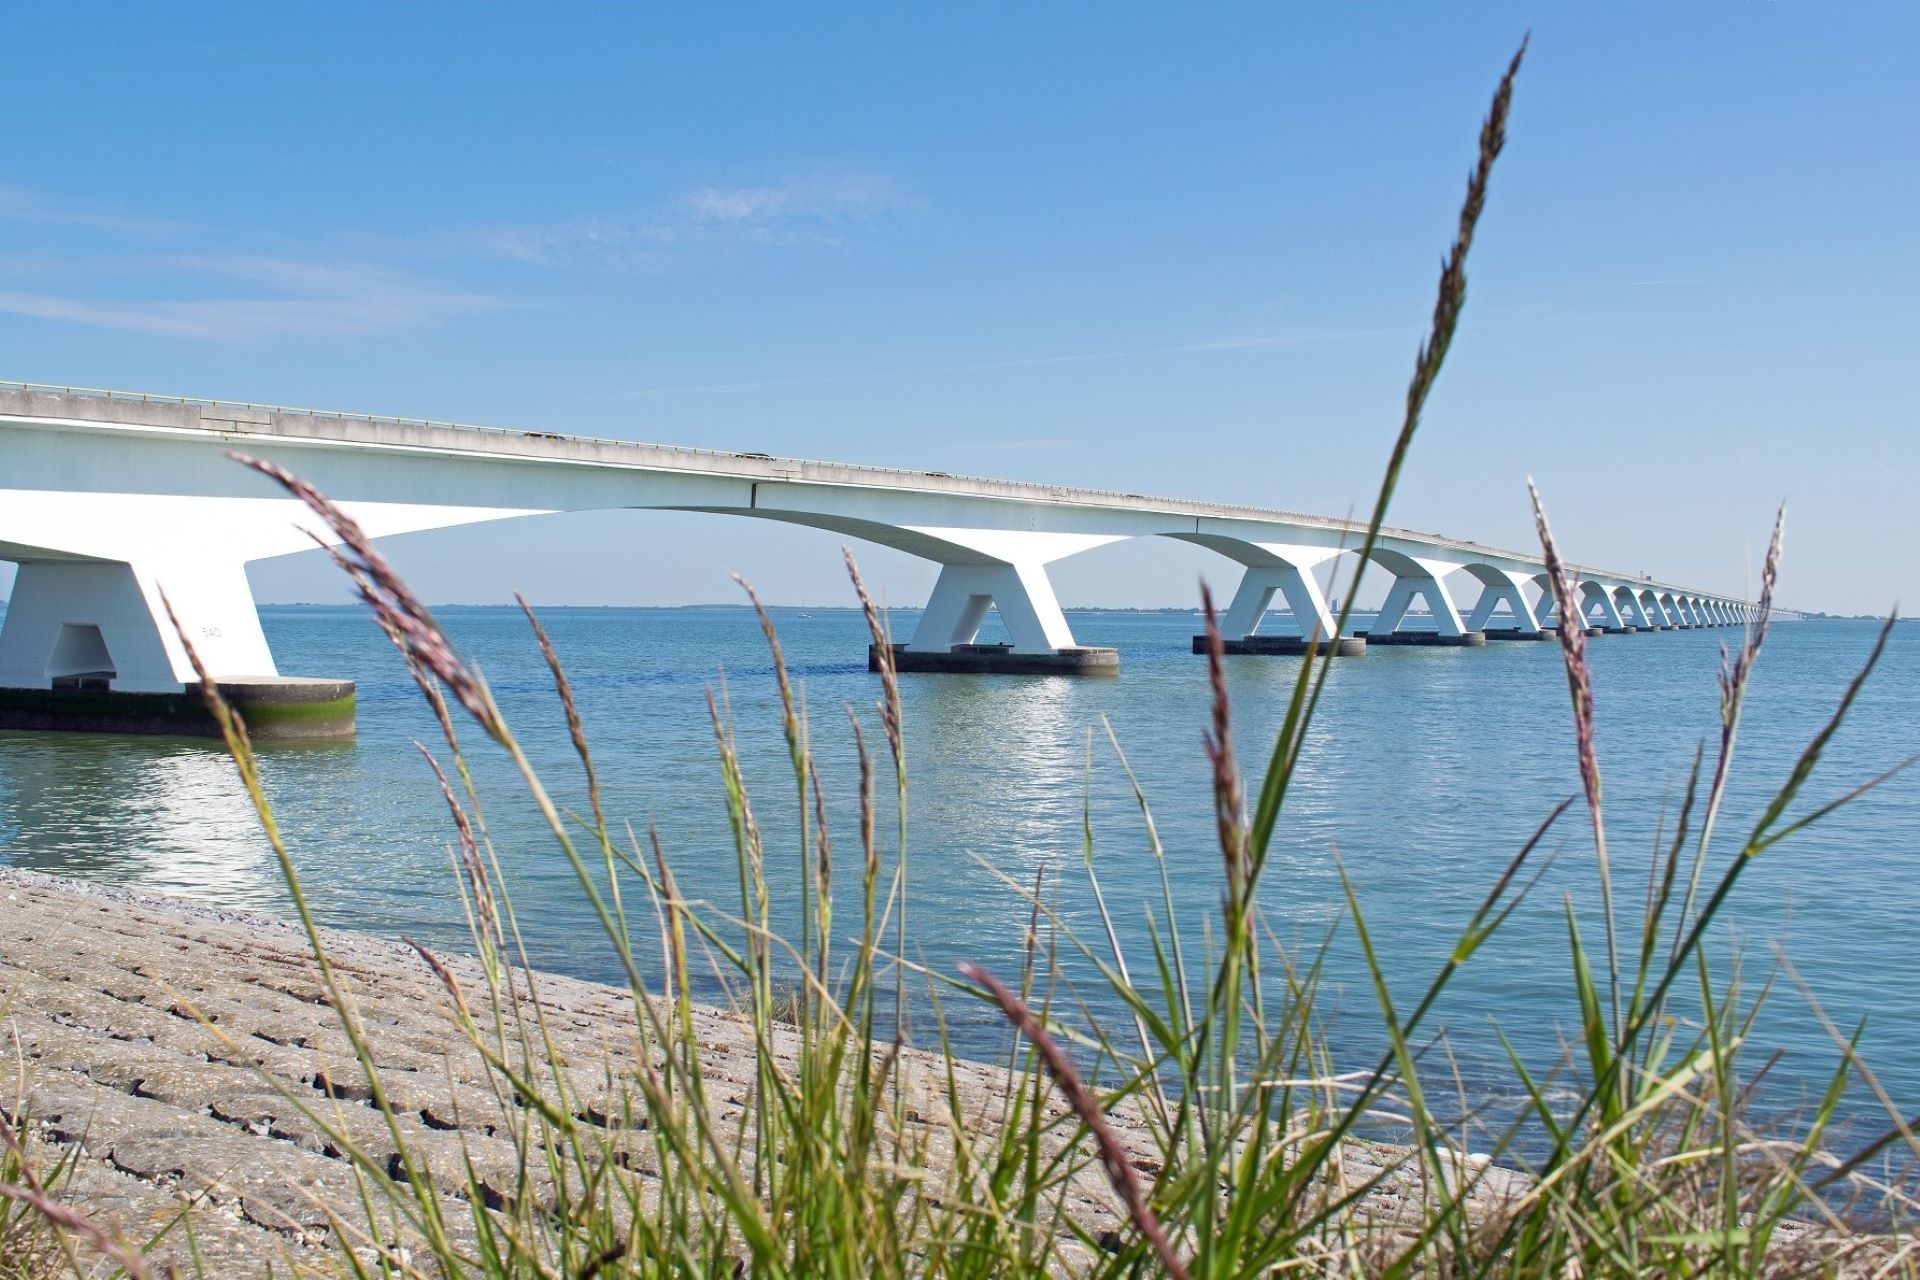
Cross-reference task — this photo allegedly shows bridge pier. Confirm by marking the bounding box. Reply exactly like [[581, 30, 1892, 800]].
[[888, 538, 1119, 675], [1178, 541, 1364, 657], [1532, 577, 1562, 631], [1464, 566, 1549, 640], [1358, 553, 1485, 646], [0, 558, 354, 738], [1579, 580, 1633, 633], [1620, 588, 1663, 631]]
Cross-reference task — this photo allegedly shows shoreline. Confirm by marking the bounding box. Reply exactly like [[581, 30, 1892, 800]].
[[0, 866, 1519, 1273]]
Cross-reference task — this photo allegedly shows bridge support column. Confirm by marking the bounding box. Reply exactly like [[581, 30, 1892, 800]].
[[1627, 591, 1664, 631], [1196, 545, 1364, 657], [1580, 582, 1630, 634], [1362, 555, 1485, 646], [1531, 575, 1562, 631], [0, 558, 354, 738], [1465, 567, 1549, 639], [907, 561, 1080, 653], [875, 536, 1120, 675]]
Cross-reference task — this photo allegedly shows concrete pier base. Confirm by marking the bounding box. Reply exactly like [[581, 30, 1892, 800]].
[[1604, 626, 1639, 635], [1584, 626, 1607, 637], [1484, 629, 1553, 641], [1356, 630, 1488, 647], [0, 677, 355, 740], [870, 643, 1119, 676], [1192, 634, 1366, 657]]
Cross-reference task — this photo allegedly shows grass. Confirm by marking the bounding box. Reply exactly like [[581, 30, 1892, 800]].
[[7, 38, 1919, 1277], [0, 1094, 145, 1280], [1, 1099, 68, 1280]]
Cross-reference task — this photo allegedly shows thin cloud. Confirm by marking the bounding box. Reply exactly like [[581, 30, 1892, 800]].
[[608, 324, 1408, 398], [0, 290, 501, 341], [0, 183, 511, 341], [0, 184, 192, 237], [474, 171, 914, 267], [681, 173, 911, 225], [470, 218, 679, 268], [0, 255, 505, 341]]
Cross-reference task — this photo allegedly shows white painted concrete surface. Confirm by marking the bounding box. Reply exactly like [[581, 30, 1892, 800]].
[[0, 384, 1753, 688]]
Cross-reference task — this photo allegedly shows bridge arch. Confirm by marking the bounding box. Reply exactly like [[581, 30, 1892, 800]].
[[1453, 561, 1544, 634], [1357, 546, 1470, 638], [1159, 532, 1348, 641]]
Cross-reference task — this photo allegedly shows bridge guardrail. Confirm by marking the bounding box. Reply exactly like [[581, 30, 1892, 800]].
[[0, 378, 1350, 530]]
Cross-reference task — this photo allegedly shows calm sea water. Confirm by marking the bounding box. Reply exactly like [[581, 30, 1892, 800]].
[[2, 605, 1914, 1143]]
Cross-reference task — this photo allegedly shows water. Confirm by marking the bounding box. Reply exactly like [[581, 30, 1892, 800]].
[[2, 605, 1914, 1145]]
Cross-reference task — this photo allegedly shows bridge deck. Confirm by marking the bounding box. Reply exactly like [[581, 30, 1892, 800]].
[[0, 379, 1699, 597]]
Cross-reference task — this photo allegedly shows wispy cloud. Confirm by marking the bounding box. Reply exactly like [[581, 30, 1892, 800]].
[[472, 170, 914, 267], [0, 184, 192, 237], [0, 254, 504, 341], [607, 324, 1408, 398], [469, 218, 679, 268], [680, 173, 911, 225], [0, 170, 911, 342]]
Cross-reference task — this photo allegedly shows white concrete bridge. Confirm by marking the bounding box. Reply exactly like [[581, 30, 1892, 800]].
[[0, 382, 1752, 702]]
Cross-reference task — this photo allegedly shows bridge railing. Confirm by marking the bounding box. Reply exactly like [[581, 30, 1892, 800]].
[[0, 377, 1339, 525], [0, 377, 743, 459]]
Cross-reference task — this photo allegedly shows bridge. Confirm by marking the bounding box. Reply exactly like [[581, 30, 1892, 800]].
[[0, 382, 1752, 736]]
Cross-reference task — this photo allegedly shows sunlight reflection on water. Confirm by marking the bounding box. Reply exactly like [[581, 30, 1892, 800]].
[[2, 607, 1914, 1139]]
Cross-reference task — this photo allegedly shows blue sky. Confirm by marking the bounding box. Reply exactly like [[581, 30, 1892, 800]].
[[3, 4, 1913, 614]]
